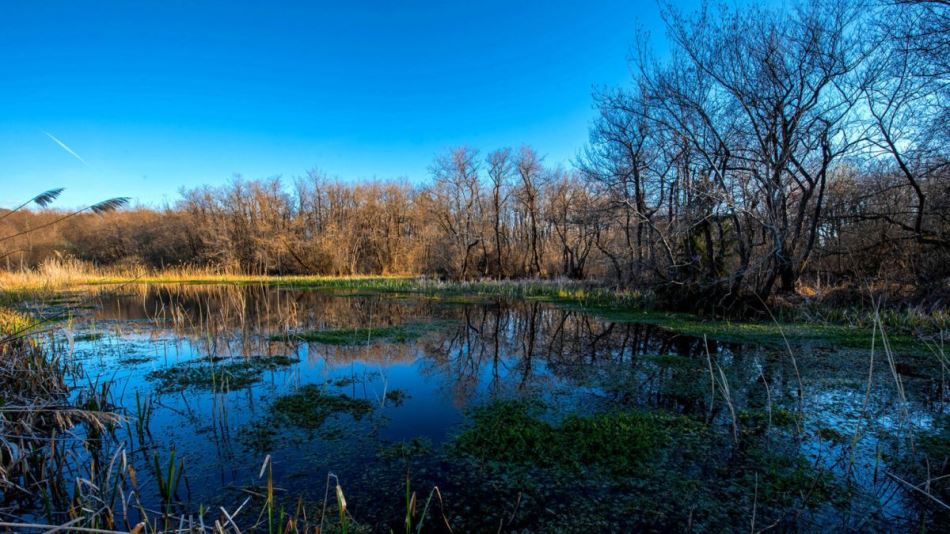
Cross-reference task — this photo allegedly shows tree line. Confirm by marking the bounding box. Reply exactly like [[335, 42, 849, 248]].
[[2, 0, 947, 309]]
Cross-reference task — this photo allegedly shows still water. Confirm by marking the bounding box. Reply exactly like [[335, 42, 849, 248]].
[[39, 285, 950, 531]]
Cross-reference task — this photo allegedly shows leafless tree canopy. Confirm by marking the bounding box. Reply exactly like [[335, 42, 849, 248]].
[[2, 0, 947, 309]]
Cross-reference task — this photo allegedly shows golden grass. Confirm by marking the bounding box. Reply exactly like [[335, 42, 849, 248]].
[[0, 307, 31, 334], [0, 257, 415, 291]]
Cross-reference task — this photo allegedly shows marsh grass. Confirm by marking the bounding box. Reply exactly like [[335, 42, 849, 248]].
[[0, 311, 123, 518]]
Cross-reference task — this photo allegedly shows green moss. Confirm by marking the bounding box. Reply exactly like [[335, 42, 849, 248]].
[[919, 416, 950, 463], [885, 416, 950, 523], [270, 384, 374, 429], [146, 355, 298, 392], [271, 320, 453, 346], [720, 444, 846, 510]]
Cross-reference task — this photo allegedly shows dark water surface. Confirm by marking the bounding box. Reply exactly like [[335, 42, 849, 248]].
[[34, 285, 950, 530]]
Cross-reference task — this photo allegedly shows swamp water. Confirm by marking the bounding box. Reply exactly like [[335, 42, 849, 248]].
[[10, 285, 949, 531]]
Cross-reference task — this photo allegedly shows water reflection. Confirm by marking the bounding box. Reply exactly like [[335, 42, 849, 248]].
[[40, 284, 948, 530]]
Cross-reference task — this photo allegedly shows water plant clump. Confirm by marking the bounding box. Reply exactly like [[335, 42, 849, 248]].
[[451, 399, 703, 476], [384, 388, 410, 406], [146, 355, 298, 392], [378, 437, 433, 461], [447, 399, 845, 531], [270, 384, 375, 429]]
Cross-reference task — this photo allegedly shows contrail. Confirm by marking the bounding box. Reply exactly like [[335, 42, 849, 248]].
[[42, 130, 89, 166]]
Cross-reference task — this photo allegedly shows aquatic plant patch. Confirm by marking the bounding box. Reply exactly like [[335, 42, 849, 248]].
[[448, 399, 846, 531], [270, 383, 375, 429], [146, 355, 298, 392], [451, 399, 704, 476]]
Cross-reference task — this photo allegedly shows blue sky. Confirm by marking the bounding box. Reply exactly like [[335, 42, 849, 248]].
[[1, 1, 692, 208]]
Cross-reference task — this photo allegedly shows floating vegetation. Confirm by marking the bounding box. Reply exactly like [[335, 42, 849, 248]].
[[146, 355, 298, 392], [333, 376, 357, 387], [238, 420, 278, 451], [271, 320, 453, 346], [449, 399, 844, 531], [816, 427, 848, 443], [451, 399, 703, 476], [270, 384, 375, 429], [384, 388, 410, 406]]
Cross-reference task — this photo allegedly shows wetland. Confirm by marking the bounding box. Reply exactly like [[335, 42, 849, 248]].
[[1, 283, 946, 532]]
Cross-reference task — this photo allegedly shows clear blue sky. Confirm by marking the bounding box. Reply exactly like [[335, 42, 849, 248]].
[[1, 1, 694, 208]]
